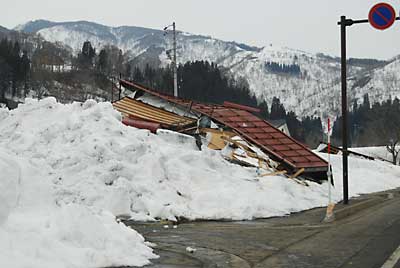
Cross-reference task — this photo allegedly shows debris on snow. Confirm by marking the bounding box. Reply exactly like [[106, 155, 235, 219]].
[[186, 246, 197, 253]]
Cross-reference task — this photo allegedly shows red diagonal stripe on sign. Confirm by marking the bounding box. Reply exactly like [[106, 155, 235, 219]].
[[375, 9, 390, 23]]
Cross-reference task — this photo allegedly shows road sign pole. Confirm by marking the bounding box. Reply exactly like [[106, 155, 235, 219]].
[[338, 3, 398, 205], [340, 16, 349, 205]]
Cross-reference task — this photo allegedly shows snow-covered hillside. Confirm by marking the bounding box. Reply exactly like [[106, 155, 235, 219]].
[[17, 20, 399, 120], [351, 57, 400, 104], [1, 97, 400, 267]]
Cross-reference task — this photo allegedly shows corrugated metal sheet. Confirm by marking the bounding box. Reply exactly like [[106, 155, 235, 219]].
[[119, 80, 328, 175], [122, 117, 161, 133], [113, 97, 196, 129]]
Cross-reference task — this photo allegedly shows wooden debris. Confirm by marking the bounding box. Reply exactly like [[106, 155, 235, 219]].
[[200, 128, 236, 150], [290, 168, 305, 179]]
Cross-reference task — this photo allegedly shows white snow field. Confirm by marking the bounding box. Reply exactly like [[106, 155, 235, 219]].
[[1, 98, 400, 267], [351, 146, 392, 163]]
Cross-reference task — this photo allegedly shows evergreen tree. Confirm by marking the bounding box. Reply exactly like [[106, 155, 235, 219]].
[[132, 67, 144, 83], [270, 97, 286, 120], [20, 51, 30, 95], [78, 41, 96, 69], [363, 93, 370, 109], [10, 41, 21, 96], [258, 100, 269, 119], [124, 62, 132, 79], [97, 49, 108, 74], [82, 41, 96, 58], [0, 58, 11, 101], [116, 49, 123, 75], [144, 64, 156, 87], [265, 61, 301, 76]]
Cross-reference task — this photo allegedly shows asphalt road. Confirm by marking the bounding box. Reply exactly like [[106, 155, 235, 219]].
[[126, 188, 400, 268]]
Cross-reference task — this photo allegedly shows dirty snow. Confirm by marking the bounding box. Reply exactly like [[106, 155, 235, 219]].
[[1, 98, 400, 267]]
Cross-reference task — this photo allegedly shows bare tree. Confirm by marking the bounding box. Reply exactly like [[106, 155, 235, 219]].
[[386, 138, 400, 165], [31, 69, 51, 99]]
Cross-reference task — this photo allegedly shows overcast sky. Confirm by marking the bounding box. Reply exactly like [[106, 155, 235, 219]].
[[2, 0, 400, 59]]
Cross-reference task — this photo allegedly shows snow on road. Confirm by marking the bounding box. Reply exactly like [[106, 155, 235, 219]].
[[0, 97, 400, 267]]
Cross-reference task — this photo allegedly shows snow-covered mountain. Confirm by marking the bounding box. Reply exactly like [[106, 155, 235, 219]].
[[15, 20, 399, 119], [351, 56, 400, 103]]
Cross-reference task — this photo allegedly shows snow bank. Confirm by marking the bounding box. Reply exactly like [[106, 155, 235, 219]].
[[0, 99, 157, 268], [1, 97, 400, 267], [0, 97, 330, 221], [319, 152, 400, 198], [0, 201, 155, 268]]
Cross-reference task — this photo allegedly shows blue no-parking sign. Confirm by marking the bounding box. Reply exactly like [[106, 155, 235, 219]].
[[368, 2, 396, 30]]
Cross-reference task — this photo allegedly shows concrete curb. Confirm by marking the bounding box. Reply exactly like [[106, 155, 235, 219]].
[[330, 197, 384, 222]]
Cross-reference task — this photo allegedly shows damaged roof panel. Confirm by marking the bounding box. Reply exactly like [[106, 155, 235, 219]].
[[113, 97, 196, 129]]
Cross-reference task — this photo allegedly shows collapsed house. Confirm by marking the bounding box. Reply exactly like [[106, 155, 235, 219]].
[[112, 79, 329, 183]]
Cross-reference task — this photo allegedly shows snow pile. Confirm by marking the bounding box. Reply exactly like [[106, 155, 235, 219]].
[[0, 97, 329, 221], [322, 152, 400, 196], [0, 99, 157, 268], [1, 98, 400, 267], [0, 155, 19, 225]]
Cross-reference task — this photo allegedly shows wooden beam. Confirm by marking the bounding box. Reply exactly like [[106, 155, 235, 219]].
[[290, 168, 305, 179]]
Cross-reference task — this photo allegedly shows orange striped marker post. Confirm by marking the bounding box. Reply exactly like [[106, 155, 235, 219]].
[[325, 118, 335, 222]]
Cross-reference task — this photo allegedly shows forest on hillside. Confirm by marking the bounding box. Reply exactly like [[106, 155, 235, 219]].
[[0, 37, 126, 103], [333, 94, 400, 147]]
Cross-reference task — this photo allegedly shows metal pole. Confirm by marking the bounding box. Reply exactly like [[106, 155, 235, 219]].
[[111, 77, 114, 102], [337, 14, 400, 205], [119, 73, 122, 100], [172, 22, 178, 97], [340, 16, 349, 204]]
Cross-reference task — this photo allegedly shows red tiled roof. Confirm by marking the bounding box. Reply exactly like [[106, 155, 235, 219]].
[[119, 80, 328, 174]]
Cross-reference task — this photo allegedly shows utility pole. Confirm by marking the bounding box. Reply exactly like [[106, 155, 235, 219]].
[[111, 76, 114, 102], [164, 22, 178, 97], [340, 16, 349, 205], [118, 73, 122, 100], [172, 22, 178, 97]]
